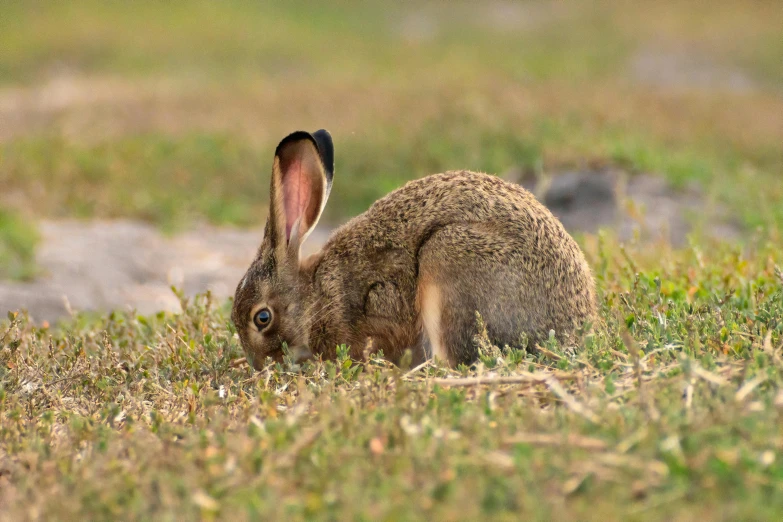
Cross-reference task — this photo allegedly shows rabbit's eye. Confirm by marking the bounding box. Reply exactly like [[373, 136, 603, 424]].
[[253, 308, 272, 330]]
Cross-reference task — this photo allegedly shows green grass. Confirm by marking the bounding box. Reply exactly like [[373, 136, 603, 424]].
[[1, 134, 268, 231], [0, 209, 38, 281], [3, 118, 780, 236], [1, 238, 782, 519]]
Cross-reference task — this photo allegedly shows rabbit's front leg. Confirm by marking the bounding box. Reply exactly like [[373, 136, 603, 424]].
[[358, 279, 421, 364]]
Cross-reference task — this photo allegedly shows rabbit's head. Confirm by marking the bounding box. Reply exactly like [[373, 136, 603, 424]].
[[232, 130, 334, 370]]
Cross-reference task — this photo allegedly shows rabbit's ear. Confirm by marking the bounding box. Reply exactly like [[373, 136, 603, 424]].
[[269, 129, 334, 258]]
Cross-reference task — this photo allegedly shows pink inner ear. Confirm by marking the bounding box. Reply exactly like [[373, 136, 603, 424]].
[[282, 158, 312, 241]]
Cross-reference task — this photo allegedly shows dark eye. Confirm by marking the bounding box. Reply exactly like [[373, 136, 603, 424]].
[[253, 308, 272, 330]]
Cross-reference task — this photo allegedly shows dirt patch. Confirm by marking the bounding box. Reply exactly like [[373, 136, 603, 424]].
[[0, 220, 329, 323], [0, 170, 742, 323]]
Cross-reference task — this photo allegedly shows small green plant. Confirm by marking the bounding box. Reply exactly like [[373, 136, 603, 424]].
[[0, 208, 38, 280]]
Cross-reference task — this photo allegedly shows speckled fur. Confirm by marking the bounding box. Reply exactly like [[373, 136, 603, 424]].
[[232, 133, 596, 370]]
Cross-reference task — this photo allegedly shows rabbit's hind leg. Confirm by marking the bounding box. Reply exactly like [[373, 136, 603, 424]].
[[416, 223, 537, 367]]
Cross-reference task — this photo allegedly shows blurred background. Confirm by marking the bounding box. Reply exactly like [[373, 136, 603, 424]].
[[0, 0, 781, 321]]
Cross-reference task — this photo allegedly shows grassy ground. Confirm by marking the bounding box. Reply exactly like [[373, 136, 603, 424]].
[[1, 2, 783, 518], [1, 236, 782, 519]]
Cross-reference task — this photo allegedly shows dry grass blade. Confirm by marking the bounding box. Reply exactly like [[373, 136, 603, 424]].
[[431, 371, 579, 388], [503, 432, 608, 451], [692, 364, 729, 387], [562, 471, 597, 496], [535, 344, 563, 361], [229, 357, 247, 368], [402, 359, 432, 379], [539, 373, 601, 424], [595, 453, 669, 478], [615, 428, 649, 454], [432, 370, 598, 422], [735, 375, 768, 403], [483, 451, 515, 470], [432, 374, 543, 387], [684, 380, 694, 419], [640, 345, 679, 363], [609, 348, 629, 361]]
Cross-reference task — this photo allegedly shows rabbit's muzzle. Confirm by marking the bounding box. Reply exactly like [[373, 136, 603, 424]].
[[245, 344, 314, 370]]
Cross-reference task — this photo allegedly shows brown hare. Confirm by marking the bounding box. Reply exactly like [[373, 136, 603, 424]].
[[232, 129, 596, 369]]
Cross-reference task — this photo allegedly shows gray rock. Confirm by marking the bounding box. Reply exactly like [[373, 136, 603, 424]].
[[506, 167, 742, 244], [543, 170, 617, 233]]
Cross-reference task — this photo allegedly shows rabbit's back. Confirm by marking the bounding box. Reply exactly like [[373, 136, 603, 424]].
[[328, 170, 584, 267], [309, 171, 596, 364]]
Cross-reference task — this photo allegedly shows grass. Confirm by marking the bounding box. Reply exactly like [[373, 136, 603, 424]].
[[1, 1, 782, 229], [1, 4, 782, 516], [1, 237, 782, 519], [0, 209, 38, 281], [2, 115, 781, 232]]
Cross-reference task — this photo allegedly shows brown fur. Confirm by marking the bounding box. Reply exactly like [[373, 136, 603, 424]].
[[232, 130, 596, 370]]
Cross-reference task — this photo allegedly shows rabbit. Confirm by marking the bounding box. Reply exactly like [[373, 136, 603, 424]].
[[232, 129, 596, 370]]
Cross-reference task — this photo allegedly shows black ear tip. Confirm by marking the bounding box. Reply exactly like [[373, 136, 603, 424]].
[[274, 129, 334, 179], [311, 129, 334, 179], [313, 129, 331, 140], [274, 130, 313, 157]]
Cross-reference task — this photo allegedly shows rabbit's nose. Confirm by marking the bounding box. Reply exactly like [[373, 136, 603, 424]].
[[247, 351, 267, 371]]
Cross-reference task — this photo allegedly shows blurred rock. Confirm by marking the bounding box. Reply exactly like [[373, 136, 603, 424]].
[[503, 166, 742, 245], [542, 170, 617, 233]]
